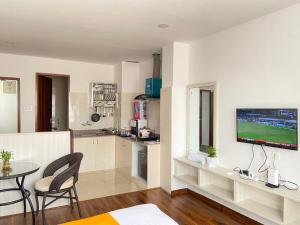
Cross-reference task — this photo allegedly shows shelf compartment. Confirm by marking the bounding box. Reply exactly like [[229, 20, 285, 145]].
[[238, 199, 283, 224], [235, 181, 284, 224], [199, 170, 234, 201], [174, 174, 198, 187], [284, 198, 300, 224], [201, 184, 233, 202], [174, 160, 199, 187]]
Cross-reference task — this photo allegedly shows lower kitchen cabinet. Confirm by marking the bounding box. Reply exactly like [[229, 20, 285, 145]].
[[74, 136, 115, 173], [115, 137, 133, 177]]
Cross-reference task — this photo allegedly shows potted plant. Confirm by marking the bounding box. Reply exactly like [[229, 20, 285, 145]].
[[1, 150, 13, 171], [206, 146, 217, 167]]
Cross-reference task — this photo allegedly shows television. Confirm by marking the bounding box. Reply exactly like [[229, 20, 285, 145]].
[[236, 108, 298, 150]]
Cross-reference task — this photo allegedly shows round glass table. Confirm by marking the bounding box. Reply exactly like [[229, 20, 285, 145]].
[[0, 161, 40, 225]]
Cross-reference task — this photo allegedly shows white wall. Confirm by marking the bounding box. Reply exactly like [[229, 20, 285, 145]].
[[160, 42, 189, 192], [189, 3, 300, 185], [0, 53, 114, 132], [121, 62, 140, 93], [139, 58, 153, 93]]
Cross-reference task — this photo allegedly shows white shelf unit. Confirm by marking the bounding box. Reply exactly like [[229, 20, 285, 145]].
[[200, 170, 234, 202], [174, 159, 199, 188], [174, 157, 300, 225]]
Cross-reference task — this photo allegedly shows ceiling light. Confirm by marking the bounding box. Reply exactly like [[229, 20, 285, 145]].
[[157, 24, 169, 29]]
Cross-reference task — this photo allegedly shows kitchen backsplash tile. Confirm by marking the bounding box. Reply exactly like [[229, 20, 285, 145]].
[[69, 92, 114, 130]]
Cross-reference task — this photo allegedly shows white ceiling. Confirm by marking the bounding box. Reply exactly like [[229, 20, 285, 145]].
[[0, 0, 299, 64]]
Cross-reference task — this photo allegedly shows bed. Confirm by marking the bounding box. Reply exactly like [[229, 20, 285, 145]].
[[61, 204, 178, 225]]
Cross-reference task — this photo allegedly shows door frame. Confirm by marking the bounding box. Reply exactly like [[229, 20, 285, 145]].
[[35, 73, 70, 132], [186, 82, 218, 155], [0, 76, 21, 133]]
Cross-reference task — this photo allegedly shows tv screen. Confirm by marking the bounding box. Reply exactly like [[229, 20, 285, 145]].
[[236, 108, 298, 150]]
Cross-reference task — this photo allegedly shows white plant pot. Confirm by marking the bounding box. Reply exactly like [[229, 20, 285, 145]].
[[206, 157, 218, 167]]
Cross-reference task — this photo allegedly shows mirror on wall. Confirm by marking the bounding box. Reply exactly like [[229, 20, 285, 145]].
[[188, 85, 214, 153], [0, 77, 20, 133]]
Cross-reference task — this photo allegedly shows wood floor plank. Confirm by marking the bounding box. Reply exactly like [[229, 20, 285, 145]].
[[0, 188, 261, 225]]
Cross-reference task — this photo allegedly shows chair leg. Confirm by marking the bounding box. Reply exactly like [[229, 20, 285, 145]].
[[41, 194, 47, 225], [69, 190, 74, 207], [72, 186, 82, 218], [35, 193, 40, 214]]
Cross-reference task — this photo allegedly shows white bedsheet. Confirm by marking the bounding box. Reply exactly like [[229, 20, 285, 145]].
[[109, 204, 178, 225]]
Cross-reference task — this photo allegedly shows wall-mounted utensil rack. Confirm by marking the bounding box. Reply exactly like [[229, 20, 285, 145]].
[[89, 82, 117, 116]]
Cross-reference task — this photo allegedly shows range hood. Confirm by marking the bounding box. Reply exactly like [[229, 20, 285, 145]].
[[145, 53, 162, 98]]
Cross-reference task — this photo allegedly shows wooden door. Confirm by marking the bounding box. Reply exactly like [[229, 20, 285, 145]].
[[37, 75, 52, 132]]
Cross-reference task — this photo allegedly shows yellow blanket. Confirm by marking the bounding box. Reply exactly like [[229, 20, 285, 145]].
[[61, 213, 120, 225]]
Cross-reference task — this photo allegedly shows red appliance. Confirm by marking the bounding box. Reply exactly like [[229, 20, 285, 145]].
[[133, 100, 147, 120]]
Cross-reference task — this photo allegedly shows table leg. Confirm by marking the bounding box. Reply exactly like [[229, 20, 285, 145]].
[[16, 176, 27, 216], [16, 176, 36, 225]]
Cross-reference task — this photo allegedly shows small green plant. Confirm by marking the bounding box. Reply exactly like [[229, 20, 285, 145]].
[[207, 146, 216, 158], [0, 150, 13, 162]]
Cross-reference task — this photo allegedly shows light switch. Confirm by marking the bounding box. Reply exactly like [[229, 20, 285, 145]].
[[23, 105, 33, 112]]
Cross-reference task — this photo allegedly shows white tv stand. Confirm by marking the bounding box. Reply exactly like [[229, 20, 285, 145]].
[[174, 157, 300, 225]]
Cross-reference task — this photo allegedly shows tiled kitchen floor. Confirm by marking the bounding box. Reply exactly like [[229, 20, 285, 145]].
[[77, 169, 147, 201]]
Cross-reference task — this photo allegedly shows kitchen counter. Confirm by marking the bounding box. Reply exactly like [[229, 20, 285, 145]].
[[116, 136, 160, 146], [71, 129, 160, 146], [71, 129, 114, 138]]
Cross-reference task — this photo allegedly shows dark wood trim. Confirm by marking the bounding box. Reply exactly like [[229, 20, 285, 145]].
[[199, 89, 202, 146], [0, 76, 21, 133], [35, 73, 70, 132], [170, 188, 188, 197]]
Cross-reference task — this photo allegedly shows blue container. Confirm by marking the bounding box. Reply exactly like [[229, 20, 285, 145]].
[[145, 78, 162, 98]]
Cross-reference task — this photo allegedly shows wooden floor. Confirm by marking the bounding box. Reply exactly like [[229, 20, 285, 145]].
[[0, 188, 261, 225]]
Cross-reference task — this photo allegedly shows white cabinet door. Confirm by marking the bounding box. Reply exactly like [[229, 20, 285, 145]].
[[115, 137, 132, 176], [94, 136, 115, 171], [74, 137, 95, 173]]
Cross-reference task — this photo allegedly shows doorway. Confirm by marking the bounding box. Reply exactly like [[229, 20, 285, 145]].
[[36, 73, 69, 132]]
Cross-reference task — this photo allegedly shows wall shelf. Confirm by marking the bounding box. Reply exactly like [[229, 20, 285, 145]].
[[201, 184, 233, 202], [174, 157, 300, 225], [89, 82, 117, 115], [237, 199, 283, 224], [174, 175, 198, 188]]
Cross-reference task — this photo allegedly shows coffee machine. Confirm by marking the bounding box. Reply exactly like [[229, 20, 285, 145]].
[[130, 119, 147, 136]]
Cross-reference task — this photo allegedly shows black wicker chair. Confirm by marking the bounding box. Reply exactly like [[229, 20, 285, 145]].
[[34, 152, 83, 225]]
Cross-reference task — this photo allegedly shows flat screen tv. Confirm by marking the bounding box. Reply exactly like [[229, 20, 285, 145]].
[[236, 108, 298, 150]]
